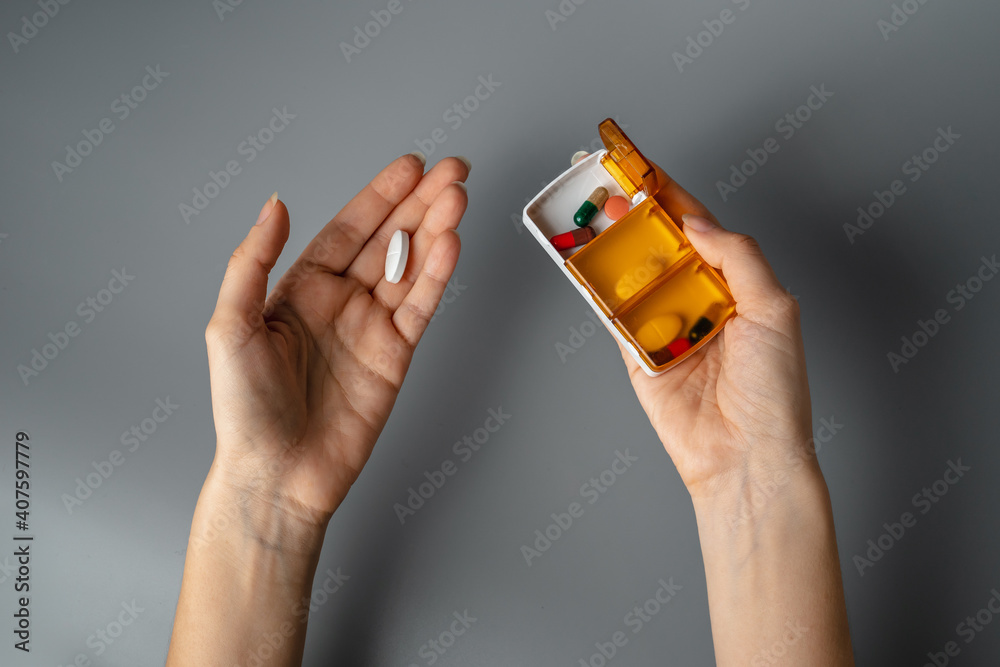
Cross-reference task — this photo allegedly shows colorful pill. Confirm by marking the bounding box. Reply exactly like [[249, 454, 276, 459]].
[[635, 315, 683, 351], [667, 338, 692, 357], [574, 187, 609, 227], [614, 255, 667, 301], [604, 196, 630, 222], [550, 226, 596, 251], [688, 303, 726, 343], [687, 317, 715, 344], [648, 337, 692, 366], [571, 151, 590, 166]]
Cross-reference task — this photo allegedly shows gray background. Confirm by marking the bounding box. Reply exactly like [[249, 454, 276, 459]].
[[1, 0, 998, 665]]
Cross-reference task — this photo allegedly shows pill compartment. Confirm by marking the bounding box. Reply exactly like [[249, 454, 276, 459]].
[[613, 258, 735, 369], [566, 197, 692, 317], [522, 118, 735, 376], [523, 152, 634, 264]]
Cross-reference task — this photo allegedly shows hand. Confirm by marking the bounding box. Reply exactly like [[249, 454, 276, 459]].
[[204, 153, 470, 528], [617, 176, 814, 500]]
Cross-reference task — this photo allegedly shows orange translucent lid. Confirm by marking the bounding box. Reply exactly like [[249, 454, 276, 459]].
[[599, 118, 658, 198]]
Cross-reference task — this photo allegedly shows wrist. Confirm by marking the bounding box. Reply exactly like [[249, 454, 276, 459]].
[[169, 459, 326, 667], [189, 461, 328, 568], [690, 454, 832, 546]]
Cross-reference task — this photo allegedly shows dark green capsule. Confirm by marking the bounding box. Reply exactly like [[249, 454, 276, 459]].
[[574, 201, 598, 227], [688, 317, 715, 344], [573, 187, 609, 227]]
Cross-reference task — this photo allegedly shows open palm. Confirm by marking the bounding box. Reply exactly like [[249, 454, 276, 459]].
[[205, 154, 469, 525], [619, 280, 810, 498], [616, 176, 815, 499]]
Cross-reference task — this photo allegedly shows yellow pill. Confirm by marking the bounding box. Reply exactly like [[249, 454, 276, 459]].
[[615, 276, 637, 302], [635, 315, 683, 351], [614, 256, 666, 302]]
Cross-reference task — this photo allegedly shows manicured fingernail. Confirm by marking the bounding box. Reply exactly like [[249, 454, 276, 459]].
[[451, 180, 468, 193], [455, 155, 472, 172], [256, 192, 278, 226], [682, 214, 715, 232], [409, 151, 427, 166]]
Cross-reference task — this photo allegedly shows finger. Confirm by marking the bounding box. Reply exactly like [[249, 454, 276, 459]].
[[615, 333, 642, 375], [210, 193, 290, 335], [681, 214, 795, 327], [654, 164, 720, 225], [345, 156, 470, 290], [392, 229, 461, 347], [278, 153, 426, 284], [372, 181, 468, 307]]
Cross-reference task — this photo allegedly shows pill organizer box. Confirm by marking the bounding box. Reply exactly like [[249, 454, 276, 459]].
[[522, 119, 736, 376]]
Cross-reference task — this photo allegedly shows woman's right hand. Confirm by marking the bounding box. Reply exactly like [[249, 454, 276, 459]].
[[616, 181, 818, 503], [619, 177, 854, 666]]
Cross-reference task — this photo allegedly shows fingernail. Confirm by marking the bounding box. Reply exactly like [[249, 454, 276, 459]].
[[256, 192, 278, 226], [455, 155, 472, 172], [682, 214, 715, 232], [408, 151, 427, 167], [451, 180, 468, 193]]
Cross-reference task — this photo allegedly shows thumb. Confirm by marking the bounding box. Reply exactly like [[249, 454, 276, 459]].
[[211, 193, 291, 336], [680, 214, 794, 327]]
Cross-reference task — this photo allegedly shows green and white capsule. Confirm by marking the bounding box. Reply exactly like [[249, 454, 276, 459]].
[[573, 187, 609, 227]]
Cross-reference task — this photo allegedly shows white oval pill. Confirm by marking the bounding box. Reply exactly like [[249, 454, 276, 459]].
[[570, 150, 589, 166], [384, 229, 409, 284]]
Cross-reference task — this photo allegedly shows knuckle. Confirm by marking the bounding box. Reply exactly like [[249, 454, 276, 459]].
[[403, 300, 434, 328], [229, 244, 246, 265], [771, 292, 801, 322], [731, 233, 763, 256], [204, 318, 226, 344]]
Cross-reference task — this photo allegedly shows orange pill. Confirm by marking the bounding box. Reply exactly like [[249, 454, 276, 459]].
[[604, 195, 630, 221]]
